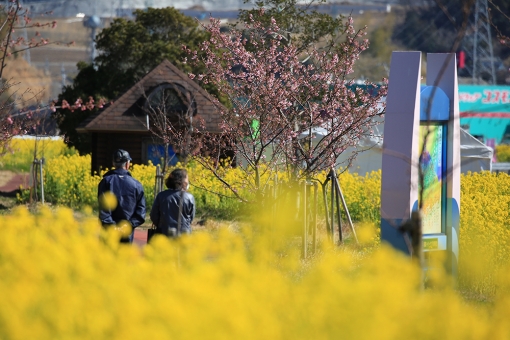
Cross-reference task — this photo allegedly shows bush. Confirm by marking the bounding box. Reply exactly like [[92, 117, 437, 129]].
[[458, 171, 510, 298], [0, 205, 508, 339], [496, 144, 510, 162]]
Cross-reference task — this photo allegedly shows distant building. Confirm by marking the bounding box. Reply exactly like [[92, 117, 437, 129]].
[[76, 59, 224, 173], [25, 0, 253, 17], [24, 0, 397, 18]]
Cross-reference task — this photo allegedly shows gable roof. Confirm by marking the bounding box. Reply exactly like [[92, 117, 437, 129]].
[[77, 59, 223, 133]]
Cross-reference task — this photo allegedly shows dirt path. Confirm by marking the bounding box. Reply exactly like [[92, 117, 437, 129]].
[[134, 229, 148, 246], [0, 171, 29, 193]]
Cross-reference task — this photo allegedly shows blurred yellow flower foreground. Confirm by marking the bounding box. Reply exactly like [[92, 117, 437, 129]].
[[0, 204, 509, 339]]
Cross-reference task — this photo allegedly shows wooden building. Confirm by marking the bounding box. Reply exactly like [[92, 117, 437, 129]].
[[77, 59, 222, 173]]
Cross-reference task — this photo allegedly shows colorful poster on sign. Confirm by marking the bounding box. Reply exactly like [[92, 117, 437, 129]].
[[147, 144, 178, 167], [419, 125, 444, 234]]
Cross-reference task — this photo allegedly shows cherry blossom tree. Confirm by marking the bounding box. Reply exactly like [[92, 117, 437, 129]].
[[0, 0, 73, 155], [182, 12, 387, 201]]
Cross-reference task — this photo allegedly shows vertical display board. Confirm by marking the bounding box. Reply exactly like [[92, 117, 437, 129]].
[[381, 52, 460, 275], [419, 124, 445, 235]]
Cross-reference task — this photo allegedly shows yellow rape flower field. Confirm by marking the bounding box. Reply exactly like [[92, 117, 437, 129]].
[[0, 136, 76, 172], [1, 139, 510, 339]]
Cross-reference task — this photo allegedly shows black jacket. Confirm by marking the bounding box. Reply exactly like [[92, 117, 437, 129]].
[[98, 168, 146, 228], [150, 189, 195, 235]]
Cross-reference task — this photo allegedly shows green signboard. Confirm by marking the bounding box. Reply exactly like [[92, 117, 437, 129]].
[[458, 85, 510, 143], [459, 85, 510, 114]]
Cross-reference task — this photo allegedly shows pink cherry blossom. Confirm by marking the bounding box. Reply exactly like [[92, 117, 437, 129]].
[[176, 12, 387, 199]]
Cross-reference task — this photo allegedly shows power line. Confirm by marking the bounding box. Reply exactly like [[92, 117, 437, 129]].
[[463, 0, 496, 84], [405, 10, 445, 47]]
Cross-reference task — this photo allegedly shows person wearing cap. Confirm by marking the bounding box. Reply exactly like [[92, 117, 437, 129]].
[[98, 149, 146, 243]]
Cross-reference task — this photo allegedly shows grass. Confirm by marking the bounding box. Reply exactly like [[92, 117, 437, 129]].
[[0, 195, 17, 212]]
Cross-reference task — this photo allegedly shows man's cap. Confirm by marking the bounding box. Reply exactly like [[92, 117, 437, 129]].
[[113, 149, 132, 163]]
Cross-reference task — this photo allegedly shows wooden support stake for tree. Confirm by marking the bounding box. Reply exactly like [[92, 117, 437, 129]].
[[334, 175, 343, 243], [330, 171, 335, 243], [322, 181, 331, 238], [154, 164, 164, 198], [312, 182, 318, 254], [39, 159, 45, 204], [272, 174, 278, 231], [302, 181, 307, 259], [333, 174, 358, 244]]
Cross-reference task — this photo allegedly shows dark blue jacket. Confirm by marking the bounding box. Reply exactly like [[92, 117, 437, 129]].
[[150, 189, 195, 235], [98, 168, 146, 228]]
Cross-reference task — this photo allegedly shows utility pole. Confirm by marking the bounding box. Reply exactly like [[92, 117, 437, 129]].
[[462, 0, 496, 84], [19, 0, 31, 65]]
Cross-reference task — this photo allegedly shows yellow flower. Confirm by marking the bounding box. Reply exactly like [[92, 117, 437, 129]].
[[98, 191, 118, 210]]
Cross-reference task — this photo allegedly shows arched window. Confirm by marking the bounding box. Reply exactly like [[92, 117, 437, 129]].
[[145, 83, 197, 122]]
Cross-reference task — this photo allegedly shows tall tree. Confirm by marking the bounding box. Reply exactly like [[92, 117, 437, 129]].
[[238, 0, 346, 54], [238, 0, 394, 81], [180, 12, 386, 202], [53, 7, 213, 154]]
